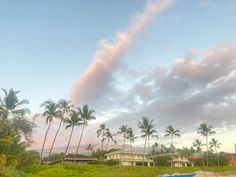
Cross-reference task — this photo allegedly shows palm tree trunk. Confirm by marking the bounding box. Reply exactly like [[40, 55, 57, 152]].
[[206, 135, 209, 166], [142, 137, 147, 166], [105, 138, 110, 152], [148, 136, 155, 166], [170, 135, 173, 167], [62, 125, 74, 162], [40, 121, 52, 165], [47, 119, 63, 163], [100, 139, 104, 163], [120, 138, 126, 165], [74, 123, 85, 163], [200, 151, 205, 166], [130, 140, 134, 165], [216, 147, 219, 166]]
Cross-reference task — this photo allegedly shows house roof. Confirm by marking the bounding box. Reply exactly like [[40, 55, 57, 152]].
[[105, 150, 147, 156]]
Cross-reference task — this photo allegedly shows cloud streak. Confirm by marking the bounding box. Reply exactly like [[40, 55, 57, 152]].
[[70, 0, 173, 105]]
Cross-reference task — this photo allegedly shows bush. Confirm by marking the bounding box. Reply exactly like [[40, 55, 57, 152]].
[[192, 152, 229, 166], [0, 166, 25, 177], [154, 155, 171, 166], [103, 159, 119, 166]]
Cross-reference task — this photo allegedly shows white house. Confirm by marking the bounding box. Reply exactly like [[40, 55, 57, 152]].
[[105, 150, 154, 166]]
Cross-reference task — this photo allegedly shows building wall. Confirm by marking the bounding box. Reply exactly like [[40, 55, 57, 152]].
[[229, 154, 236, 166], [107, 153, 144, 160]]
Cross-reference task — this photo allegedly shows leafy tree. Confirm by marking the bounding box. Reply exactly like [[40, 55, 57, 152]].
[[0, 88, 29, 120], [164, 125, 180, 167], [117, 125, 130, 164], [138, 117, 157, 166], [63, 110, 81, 161], [197, 123, 215, 166], [47, 99, 71, 162], [97, 124, 108, 162], [74, 105, 95, 162], [40, 100, 61, 164], [178, 147, 194, 158], [0, 89, 38, 168], [105, 129, 116, 152], [86, 144, 94, 153], [192, 139, 205, 166], [209, 138, 222, 166], [10, 117, 36, 142], [126, 128, 137, 165]]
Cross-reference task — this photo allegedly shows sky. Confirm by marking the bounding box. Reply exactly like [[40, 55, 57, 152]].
[[1, 0, 236, 153]]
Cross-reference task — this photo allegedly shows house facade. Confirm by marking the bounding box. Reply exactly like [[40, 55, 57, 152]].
[[105, 150, 154, 166], [172, 155, 194, 167]]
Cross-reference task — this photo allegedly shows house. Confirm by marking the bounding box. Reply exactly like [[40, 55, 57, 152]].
[[45, 154, 96, 165], [154, 153, 194, 167], [64, 154, 96, 164], [172, 154, 194, 167], [105, 150, 154, 166], [226, 153, 236, 166]]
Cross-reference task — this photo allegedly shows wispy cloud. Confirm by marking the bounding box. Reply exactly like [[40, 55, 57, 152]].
[[70, 0, 174, 105]]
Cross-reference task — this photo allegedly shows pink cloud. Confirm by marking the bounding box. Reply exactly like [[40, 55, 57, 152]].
[[70, 0, 174, 105]]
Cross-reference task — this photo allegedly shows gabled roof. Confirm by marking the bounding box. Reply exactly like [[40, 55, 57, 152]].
[[105, 150, 147, 156]]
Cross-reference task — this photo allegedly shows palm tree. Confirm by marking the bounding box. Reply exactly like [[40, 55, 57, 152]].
[[164, 125, 181, 167], [126, 128, 137, 165], [138, 117, 157, 166], [197, 123, 215, 166], [40, 100, 61, 164], [117, 125, 130, 164], [97, 124, 108, 162], [0, 88, 29, 120], [86, 144, 94, 153], [105, 129, 116, 152], [74, 105, 95, 162], [192, 139, 205, 166], [63, 110, 81, 162], [47, 99, 71, 162], [209, 138, 222, 166]]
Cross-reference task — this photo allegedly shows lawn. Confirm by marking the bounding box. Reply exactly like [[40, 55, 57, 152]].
[[19, 163, 236, 177]]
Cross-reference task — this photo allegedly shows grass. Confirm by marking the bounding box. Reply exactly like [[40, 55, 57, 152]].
[[18, 163, 236, 177]]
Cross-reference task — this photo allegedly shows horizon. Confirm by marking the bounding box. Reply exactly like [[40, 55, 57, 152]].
[[1, 0, 236, 153]]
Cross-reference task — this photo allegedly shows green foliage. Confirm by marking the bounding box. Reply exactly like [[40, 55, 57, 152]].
[[9, 116, 36, 141], [21, 163, 236, 177], [91, 149, 106, 160], [44, 152, 64, 162], [0, 166, 25, 177], [192, 152, 229, 166], [103, 159, 119, 166], [154, 155, 171, 166]]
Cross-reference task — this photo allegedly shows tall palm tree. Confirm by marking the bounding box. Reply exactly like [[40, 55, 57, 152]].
[[126, 128, 137, 165], [97, 124, 108, 162], [197, 123, 215, 166], [164, 125, 181, 167], [105, 129, 116, 152], [0, 88, 29, 120], [138, 117, 156, 166], [117, 125, 130, 164], [192, 139, 205, 166], [209, 138, 222, 166], [86, 144, 94, 153], [47, 99, 71, 162], [74, 105, 95, 162], [63, 110, 81, 162], [40, 100, 61, 164]]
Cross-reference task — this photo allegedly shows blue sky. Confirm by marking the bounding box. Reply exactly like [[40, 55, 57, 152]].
[[1, 0, 236, 151], [1, 0, 235, 112]]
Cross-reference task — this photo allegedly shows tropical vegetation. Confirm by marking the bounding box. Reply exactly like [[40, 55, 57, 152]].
[[0, 88, 235, 177]]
